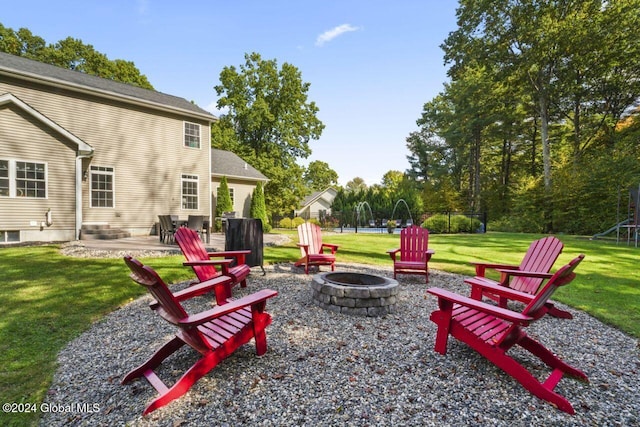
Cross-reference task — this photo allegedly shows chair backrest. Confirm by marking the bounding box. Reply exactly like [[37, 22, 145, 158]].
[[297, 222, 323, 256], [495, 254, 584, 348], [175, 227, 218, 282], [124, 256, 188, 321], [187, 215, 204, 231], [123, 256, 210, 348], [512, 236, 564, 294], [522, 254, 584, 319], [399, 225, 430, 262], [158, 215, 171, 231]]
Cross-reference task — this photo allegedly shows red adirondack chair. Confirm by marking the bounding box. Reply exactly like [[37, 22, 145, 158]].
[[294, 222, 339, 274], [387, 225, 435, 283], [427, 254, 587, 414], [175, 227, 251, 293], [122, 256, 277, 415], [465, 236, 571, 319]]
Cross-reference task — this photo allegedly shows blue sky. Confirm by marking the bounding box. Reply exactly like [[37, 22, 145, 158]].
[[3, 1, 459, 186]]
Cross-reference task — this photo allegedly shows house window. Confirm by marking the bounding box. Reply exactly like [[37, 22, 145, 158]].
[[90, 166, 114, 208], [0, 159, 47, 198], [184, 122, 201, 148], [0, 160, 8, 197], [16, 161, 46, 198], [181, 174, 199, 209], [0, 230, 20, 243]]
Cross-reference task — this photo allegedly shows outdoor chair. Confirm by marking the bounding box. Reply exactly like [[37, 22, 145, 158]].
[[427, 254, 587, 414], [122, 256, 277, 415], [465, 236, 570, 318], [294, 222, 339, 274], [387, 225, 435, 283], [187, 215, 205, 240], [157, 215, 176, 243], [175, 226, 251, 294]]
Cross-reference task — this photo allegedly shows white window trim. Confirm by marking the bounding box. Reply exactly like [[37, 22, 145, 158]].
[[181, 174, 199, 210], [0, 158, 48, 199], [183, 121, 201, 149], [89, 165, 115, 208]]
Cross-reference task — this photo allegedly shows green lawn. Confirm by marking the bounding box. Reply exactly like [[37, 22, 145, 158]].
[[268, 230, 640, 337], [0, 231, 638, 426]]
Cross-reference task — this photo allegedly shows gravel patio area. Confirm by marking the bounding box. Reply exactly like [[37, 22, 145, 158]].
[[39, 258, 639, 426]]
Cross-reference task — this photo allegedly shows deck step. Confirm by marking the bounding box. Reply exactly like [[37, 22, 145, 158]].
[[80, 224, 130, 240]]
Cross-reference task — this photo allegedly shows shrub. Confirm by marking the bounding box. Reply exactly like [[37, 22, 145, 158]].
[[308, 218, 320, 226], [279, 217, 293, 228], [451, 215, 482, 233], [422, 214, 482, 233], [422, 214, 449, 233], [292, 217, 306, 227]]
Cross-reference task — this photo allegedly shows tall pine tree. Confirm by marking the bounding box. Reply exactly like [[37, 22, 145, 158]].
[[250, 182, 270, 232], [215, 176, 233, 231]]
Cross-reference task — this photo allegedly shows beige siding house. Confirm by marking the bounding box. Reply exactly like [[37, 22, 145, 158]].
[[211, 148, 268, 219], [295, 187, 338, 220], [0, 52, 216, 243]]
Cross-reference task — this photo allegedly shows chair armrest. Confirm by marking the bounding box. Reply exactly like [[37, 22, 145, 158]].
[[495, 268, 553, 279], [464, 277, 536, 304], [471, 262, 519, 277], [183, 259, 232, 275], [179, 289, 279, 326], [427, 287, 533, 324], [321, 243, 339, 249], [183, 259, 233, 267], [387, 248, 400, 261], [207, 250, 251, 258], [321, 243, 339, 254], [495, 268, 553, 287], [150, 276, 233, 311], [170, 275, 233, 302]]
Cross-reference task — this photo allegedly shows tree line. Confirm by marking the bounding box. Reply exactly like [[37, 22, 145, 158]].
[[405, 0, 640, 234]]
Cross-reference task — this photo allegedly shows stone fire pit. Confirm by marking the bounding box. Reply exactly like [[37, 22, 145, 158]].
[[310, 271, 399, 317]]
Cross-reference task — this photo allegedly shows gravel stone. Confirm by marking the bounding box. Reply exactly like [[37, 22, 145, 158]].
[[39, 253, 640, 427]]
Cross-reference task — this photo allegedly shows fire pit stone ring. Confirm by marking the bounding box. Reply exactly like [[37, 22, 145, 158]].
[[311, 271, 399, 317]]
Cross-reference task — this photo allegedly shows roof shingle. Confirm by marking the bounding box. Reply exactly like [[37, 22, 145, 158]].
[[0, 51, 215, 120]]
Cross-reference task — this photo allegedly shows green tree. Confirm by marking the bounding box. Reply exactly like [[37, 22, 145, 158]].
[[250, 182, 271, 232], [212, 52, 325, 218], [345, 177, 367, 193], [215, 177, 233, 231], [381, 171, 404, 195], [0, 23, 153, 89], [303, 160, 338, 191], [441, 0, 640, 231]]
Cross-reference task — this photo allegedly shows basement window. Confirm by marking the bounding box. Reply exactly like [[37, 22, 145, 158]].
[[0, 231, 20, 243]]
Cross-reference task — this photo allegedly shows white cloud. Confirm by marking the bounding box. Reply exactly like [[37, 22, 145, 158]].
[[206, 101, 228, 117], [315, 24, 360, 47]]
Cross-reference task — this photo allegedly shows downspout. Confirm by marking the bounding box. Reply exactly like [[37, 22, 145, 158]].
[[76, 153, 93, 240]]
